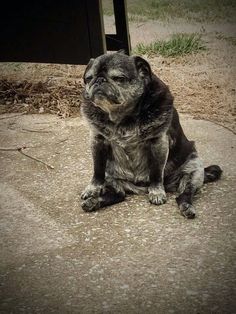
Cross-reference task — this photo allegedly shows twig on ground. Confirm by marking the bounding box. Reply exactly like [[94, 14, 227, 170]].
[[0, 138, 68, 169], [0, 112, 26, 120], [35, 121, 58, 125], [0, 145, 29, 151], [21, 128, 52, 133], [18, 149, 54, 169], [0, 138, 68, 152], [0, 145, 54, 169]]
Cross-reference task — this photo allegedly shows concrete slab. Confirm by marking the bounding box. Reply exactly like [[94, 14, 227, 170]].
[[0, 113, 235, 313]]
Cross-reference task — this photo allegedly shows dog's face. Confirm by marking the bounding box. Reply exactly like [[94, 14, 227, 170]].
[[83, 52, 152, 121]]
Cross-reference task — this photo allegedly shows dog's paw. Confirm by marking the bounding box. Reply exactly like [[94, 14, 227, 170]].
[[148, 186, 167, 205], [81, 184, 104, 200], [179, 202, 196, 219], [81, 197, 100, 212]]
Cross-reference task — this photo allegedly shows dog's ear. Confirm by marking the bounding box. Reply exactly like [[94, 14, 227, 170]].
[[85, 58, 94, 72], [83, 58, 94, 83], [133, 56, 152, 80]]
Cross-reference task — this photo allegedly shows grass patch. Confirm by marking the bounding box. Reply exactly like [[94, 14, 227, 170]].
[[102, 0, 236, 22], [133, 33, 206, 57]]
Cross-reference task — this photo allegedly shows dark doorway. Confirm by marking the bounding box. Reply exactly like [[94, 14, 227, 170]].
[[0, 0, 130, 65]]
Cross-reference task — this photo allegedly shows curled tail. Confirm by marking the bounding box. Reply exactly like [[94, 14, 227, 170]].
[[204, 165, 222, 183]]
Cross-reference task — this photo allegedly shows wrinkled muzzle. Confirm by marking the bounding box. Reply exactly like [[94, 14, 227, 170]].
[[84, 82, 123, 107]]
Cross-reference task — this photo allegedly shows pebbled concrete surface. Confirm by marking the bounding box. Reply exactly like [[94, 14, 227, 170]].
[[0, 113, 235, 314]]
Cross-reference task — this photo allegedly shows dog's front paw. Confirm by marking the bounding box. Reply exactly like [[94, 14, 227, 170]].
[[148, 186, 167, 205], [179, 202, 196, 219], [81, 184, 104, 200], [81, 197, 101, 212]]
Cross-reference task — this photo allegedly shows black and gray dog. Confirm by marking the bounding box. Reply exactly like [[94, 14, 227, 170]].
[[80, 52, 222, 218]]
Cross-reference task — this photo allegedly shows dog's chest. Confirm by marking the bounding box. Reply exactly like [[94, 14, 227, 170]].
[[106, 127, 149, 181]]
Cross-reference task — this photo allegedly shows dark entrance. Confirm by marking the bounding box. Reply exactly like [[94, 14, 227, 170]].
[[0, 0, 130, 65]]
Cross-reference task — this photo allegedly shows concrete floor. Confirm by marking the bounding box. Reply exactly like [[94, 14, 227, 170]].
[[0, 113, 235, 314]]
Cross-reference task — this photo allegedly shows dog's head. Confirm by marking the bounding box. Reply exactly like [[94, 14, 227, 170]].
[[83, 52, 152, 121]]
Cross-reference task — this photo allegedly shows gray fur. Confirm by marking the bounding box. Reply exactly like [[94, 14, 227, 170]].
[[80, 52, 222, 218]]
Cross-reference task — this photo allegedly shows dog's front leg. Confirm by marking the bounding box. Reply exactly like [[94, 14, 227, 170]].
[[81, 134, 108, 201], [148, 133, 169, 205], [81, 134, 125, 212]]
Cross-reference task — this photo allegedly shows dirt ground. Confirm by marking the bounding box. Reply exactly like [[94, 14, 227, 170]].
[[0, 17, 235, 132]]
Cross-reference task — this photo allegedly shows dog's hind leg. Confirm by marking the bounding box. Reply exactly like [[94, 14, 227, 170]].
[[176, 178, 197, 219], [175, 157, 204, 219], [81, 186, 125, 212]]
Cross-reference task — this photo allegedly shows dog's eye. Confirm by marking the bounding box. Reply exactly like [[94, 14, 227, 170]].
[[112, 76, 127, 83], [85, 76, 93, 83]]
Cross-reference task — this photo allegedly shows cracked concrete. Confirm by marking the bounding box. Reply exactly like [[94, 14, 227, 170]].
[[0, 113, 235, 313]]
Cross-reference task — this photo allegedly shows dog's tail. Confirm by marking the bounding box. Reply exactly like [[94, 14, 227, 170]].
[[204, 165, 222, 184]]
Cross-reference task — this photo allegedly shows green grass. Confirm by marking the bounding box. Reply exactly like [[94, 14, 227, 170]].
[[133, 33, 206, 57], [102, 0, 236, 22]]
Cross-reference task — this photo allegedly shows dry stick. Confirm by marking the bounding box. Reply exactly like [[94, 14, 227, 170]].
[[0, 145, 41, 151], [35, 121, 58, 125], [0, 138, 68, 151], [18, 149, 54, 169], [0, 112, 27, 120], [0, 146, 54, 169], [0, 138, 68, 169], [0, 145, 29, 151], [21, 128, 52, 133]]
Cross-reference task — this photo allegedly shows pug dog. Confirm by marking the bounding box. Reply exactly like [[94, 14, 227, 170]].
[[80, 51, 222, 218]]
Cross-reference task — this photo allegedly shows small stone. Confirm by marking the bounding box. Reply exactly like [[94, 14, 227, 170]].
[[120, 284, 129, 289]]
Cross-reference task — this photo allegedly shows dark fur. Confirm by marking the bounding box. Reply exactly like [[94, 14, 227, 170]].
[[80, 52, 222, 218]]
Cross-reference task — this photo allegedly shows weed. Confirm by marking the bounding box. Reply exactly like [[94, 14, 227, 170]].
[[133, 33, 206, 57]]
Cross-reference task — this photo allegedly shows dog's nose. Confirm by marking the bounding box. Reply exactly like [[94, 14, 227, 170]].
[[95, 76, 106, 85]]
